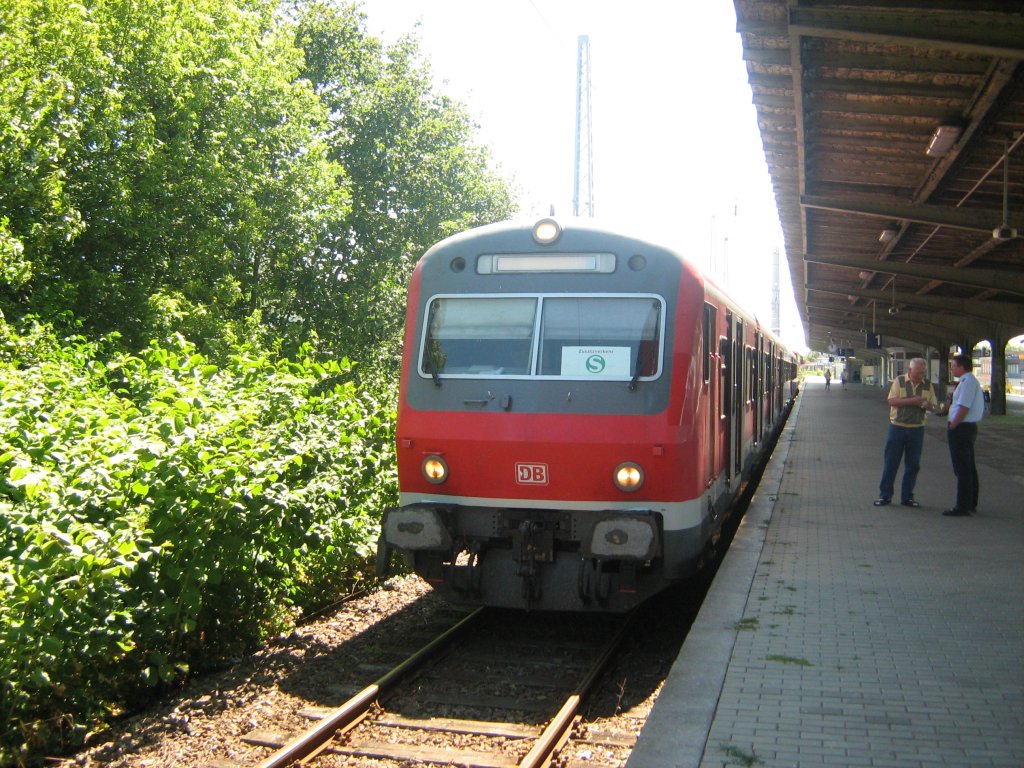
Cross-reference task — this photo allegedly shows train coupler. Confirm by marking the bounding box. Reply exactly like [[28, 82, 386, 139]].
[[512, 520, 554, 571], [513, 521, 551, 606]]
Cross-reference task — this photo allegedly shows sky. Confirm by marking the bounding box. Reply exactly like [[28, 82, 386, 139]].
[[357, 0, 808, 351]]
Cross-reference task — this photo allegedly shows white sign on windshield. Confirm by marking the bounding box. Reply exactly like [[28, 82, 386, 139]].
[[560, 346, 631, 377]]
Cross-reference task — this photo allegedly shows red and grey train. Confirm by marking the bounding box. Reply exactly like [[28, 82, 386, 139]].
[[377, 217, 798, 611]]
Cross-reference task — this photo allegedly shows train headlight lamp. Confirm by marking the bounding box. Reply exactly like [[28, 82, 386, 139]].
[[421, 455, 449, 484], [532, 218, 562, 245], [613, 462, 644, 492]]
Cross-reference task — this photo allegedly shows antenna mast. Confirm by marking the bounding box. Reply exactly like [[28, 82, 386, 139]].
[[573, 34, 594, 217]]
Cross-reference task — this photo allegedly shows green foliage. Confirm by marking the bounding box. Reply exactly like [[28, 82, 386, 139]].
[[0, 218, 31, 289], [0, 317, 396, 762], [0, 0, 515, 361], [290, 2, 516, 364], [0, 2, 516, 760], [1, 0, 350, 346]]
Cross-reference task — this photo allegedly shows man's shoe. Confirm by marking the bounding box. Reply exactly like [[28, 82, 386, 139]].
[[873, 498, 891, 507], [943, 508, 970, 517], [901, 499, 920, 508]]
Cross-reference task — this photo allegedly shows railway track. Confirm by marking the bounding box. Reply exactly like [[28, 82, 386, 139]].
[[204, 442, 768, 768], [212, 606, 639, 768]]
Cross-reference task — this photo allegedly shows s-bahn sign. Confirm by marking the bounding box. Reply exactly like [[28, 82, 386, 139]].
[[560, 346, 631, 376]]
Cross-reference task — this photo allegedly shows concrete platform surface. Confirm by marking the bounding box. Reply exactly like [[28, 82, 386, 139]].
[[628, 382, 1024, 768]]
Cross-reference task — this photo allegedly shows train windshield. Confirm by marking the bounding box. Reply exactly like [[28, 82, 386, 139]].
[[420, 294, 663, 381]]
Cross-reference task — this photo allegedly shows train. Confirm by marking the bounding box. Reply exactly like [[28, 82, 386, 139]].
[[376, 217, 799, 611]]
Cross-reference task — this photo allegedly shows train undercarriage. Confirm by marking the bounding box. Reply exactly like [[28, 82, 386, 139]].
[[377, 503, 710, 611]]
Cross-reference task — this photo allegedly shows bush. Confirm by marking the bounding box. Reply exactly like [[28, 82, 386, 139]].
[[0, 317, 396, 762]]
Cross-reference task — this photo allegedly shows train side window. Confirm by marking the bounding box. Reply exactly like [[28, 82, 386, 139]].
[[718, 336, 729, 419], [750, 347, 756, 402], [703, 303, 715, 384]]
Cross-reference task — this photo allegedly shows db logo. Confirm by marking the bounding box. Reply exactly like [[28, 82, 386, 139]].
[[516, 463, 549, 485]]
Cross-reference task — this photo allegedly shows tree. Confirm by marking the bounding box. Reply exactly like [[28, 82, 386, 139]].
[[0, 0, 516, 363], [0, 0, 349, 349], [273, 1, 517, 365]]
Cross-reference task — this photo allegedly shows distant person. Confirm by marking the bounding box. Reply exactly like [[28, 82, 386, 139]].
[[874, 357, 937, 508], [943, 353, 985, 517], [840, 370, 847, 390], [824, 369, 831, 390]]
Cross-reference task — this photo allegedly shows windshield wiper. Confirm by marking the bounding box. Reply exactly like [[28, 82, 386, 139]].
[[629, 353, 642, 391], [427, 353, 441, 388], [424, 303, 442, 388], [629, 301, 661, 392]]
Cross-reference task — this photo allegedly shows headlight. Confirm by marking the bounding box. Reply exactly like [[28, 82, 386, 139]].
[[613, 462, 644, 492], [422, 455, 448, 484]]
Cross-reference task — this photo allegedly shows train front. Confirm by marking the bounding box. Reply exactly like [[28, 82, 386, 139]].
[[378, 218, 703, 611]]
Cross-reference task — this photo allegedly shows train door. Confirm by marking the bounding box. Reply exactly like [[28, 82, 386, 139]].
[[754, 332, 763, 443], [722, 313, 734, 483], [733, 319, 744, 477], [703, 303, 716, 485]]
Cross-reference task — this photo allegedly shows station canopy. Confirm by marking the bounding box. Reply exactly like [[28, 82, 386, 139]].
[[734, 0, 1024, 355]]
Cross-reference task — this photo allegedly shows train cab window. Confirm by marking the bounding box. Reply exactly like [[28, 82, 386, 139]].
[[419, 294, 664, 381], [538, 296, 661, 378], [422, 297, 537, 376]]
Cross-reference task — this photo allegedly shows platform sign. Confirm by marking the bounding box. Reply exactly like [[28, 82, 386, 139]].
[[561, 346, 631, 377], [866, 333, 883, 349]]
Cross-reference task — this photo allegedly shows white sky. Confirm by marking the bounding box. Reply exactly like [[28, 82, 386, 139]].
[[358, 0, 808, 351]]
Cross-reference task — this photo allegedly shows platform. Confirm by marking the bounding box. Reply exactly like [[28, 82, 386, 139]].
[[628, 382, 1024, 768]]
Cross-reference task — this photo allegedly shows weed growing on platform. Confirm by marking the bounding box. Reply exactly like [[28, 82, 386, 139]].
[[767, 654, 813, 667], [720, 744, 764, 766]]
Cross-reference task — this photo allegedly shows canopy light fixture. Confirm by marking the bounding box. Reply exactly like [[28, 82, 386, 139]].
[[993, 139, 1019, 241], [926, 124, 962, 157], [878, 228, 897, 243]]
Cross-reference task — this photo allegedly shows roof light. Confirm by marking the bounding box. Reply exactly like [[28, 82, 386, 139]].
[[532, 218, 562, 245], [925, 125, 962, 157]]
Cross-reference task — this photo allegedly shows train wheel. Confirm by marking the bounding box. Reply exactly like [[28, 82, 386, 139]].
[[595, 559, 611, 606], [374, 534, 392, 578], [468, 543, 483, 596], [576, 558, 593, 604]]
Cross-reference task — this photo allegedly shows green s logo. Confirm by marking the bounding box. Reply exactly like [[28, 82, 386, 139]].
[[585, 355, 606, 373]]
